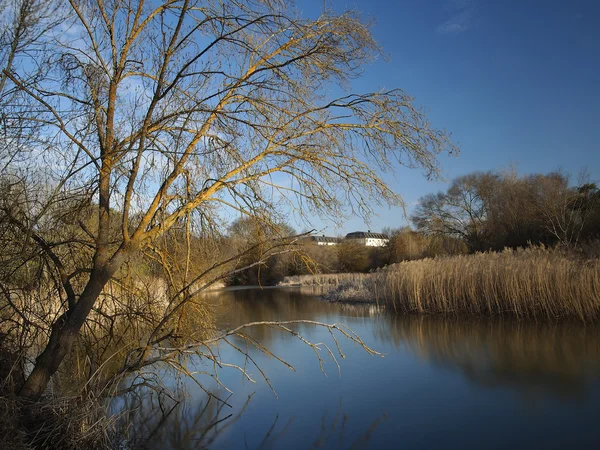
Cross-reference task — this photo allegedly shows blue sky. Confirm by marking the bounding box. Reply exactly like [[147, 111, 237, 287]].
[[295, 0, 600, 235]]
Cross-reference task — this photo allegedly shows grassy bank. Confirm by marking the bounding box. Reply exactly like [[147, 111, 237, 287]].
[[0, 394, 114, 450], [0, 342, 114, 449], [280, 247, 600, 321]]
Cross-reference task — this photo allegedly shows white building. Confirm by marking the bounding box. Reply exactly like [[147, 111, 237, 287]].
[[345, 231, 389, 247], [307, 235, 342, 246]]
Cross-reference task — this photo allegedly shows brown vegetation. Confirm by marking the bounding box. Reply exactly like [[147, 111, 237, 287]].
[[413, 170, 600, 251], [0, 395, 115, 450], [1, 0, 452, 403], [282, 247, 600, 322]]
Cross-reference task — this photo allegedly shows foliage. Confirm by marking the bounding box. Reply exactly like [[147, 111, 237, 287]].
[[336, 240, 372, 273], [226, 216, 297, 285], [385, 226, 467, 262], [413, 170, 600, 251]]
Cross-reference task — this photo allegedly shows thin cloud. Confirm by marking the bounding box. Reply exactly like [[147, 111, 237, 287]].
[[437, 0, 479, 34]]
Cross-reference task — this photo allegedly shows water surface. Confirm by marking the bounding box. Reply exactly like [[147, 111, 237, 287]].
[[122, 287, 600, 449]]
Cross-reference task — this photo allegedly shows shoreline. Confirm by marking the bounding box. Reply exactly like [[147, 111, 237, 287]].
[[277, 247, 600, 322]]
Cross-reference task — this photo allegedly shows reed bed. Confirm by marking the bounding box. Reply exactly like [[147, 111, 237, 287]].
[[281, 247, 600, 322], [0, 394, 117, 450], [278, 272, 373, 288]]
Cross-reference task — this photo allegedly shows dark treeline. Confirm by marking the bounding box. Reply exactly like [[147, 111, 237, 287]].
[[236, 170, 600, 285], [236, 231, 468, 284], [412, 170, 600, 251]]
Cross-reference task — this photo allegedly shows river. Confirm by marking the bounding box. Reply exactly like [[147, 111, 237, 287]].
[[118, 287, 600, 449]]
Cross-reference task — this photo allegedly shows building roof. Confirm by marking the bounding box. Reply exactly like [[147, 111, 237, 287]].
[[309, 235, 342, 243], [345, 231, 389, 240]]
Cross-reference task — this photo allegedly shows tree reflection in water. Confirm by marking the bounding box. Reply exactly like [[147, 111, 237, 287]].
[[373, 315, 600, 400], [114, 288, 600, 448], [207, 288, 600, 401], [116, 389, 386, 449], [116, 389, 251, 449]]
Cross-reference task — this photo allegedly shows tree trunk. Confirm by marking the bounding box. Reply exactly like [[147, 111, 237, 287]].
[[18, 266, 114, 400]]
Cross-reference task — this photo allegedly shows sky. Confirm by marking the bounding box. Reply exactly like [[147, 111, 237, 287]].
[[295, 0, 600, 236]]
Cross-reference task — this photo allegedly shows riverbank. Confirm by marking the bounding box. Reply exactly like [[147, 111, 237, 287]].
[[0, 394, 114, 450], [279, 247, 600, 321], [0, 343, 114, 449]]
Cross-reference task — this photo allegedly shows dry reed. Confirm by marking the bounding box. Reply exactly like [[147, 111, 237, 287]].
[[281, 247, 600, 322], [0, 380, 115, 450]]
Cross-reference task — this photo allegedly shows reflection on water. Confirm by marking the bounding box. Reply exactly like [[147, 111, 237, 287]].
[[118, 391, 252, 449], [118, 392, 387, 450], [374, 316, 600, 400], [119, 288, 600, 449]]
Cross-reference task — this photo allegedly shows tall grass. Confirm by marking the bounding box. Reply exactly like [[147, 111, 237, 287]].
[[278, 272, 372, 288], [281, 247, 600, 322], [0, 348, 115, 450]]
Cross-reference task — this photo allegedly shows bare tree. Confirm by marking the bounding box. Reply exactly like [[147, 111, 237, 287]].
[[0, 0, 67, 175], [534, 173, 590, 248], [412, 173, 496, 251], [411, 169, 600, 252], [1, 0, 455, 400]]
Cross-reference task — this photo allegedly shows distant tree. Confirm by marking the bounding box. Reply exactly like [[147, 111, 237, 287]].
[[577, 183, 600, 240], [424, 234, 468, 257], [295, 244, 339, 275], [384, 226, 466, 262], [227, 216, 296, 285], [412, 172, 498, 251], [387, 227, 429, 262], [413, 169, 599, 252], [532, 177, 600, 247], [336, 240, 370, 273]]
